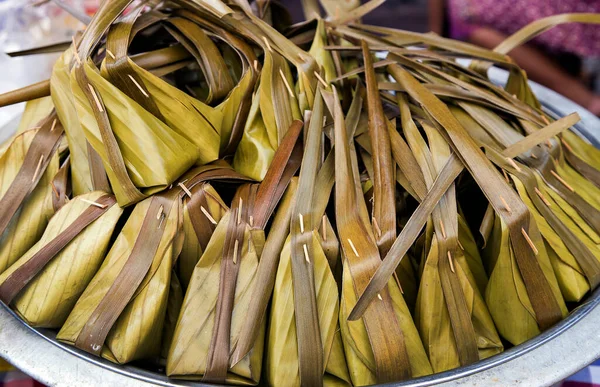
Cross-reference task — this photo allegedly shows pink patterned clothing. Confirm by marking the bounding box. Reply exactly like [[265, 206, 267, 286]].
[[447, 0, 600, 57]]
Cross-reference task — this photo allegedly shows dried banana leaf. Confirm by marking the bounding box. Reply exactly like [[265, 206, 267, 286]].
[[0, 127, 60, 274], [70, 60, 199, 206], [161, 271, 184, 360], [408, 112, 501, 371], [178, 183, 228, 289], [483, 212, 567, 345], [266, 234, 350, 386], [416, 234, 503, 372], [58, 192, 182, 363], [233, 38, 302, 180], [0, 192, 122, 327], [512, 176, 592, 302], [16, 97, 54, 134], [167, 211, 263, 384], [332, 87, 431, 385], [50, 48, 96, 195], [107, 58, 222, 165]]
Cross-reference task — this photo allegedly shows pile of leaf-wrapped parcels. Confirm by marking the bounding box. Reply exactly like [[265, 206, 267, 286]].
[[1, 0, 600, 385]]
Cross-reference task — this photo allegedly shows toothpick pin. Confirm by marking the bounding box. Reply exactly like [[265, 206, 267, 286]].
[[551, 170, 575, 192], [531, 152, 538, 159], [447, 251, 455, 273], [506, 157, 521, 172], [127, 74, 149, 98], [439, 220, 447, 239], [561, 138, 574, 153], [314, 71, 328, 88], [237, 197, 243, 225], [373, 217, 382, 238], [158, 213, 165, 229], [377, 293, 383, 300], [521, 227, 538, 255], [51, 182, 59, 198], [178, 182, 192, 198], [253, 60, 259, 72], [156, 205, 164, 220], [535, 187, 552, 207], [249, 215, 254, 227], [233, 239, 239, 264], [457, 239, 464, 251], [299, 213, 305, 233], [81, 198, 107, 209], [503, 169, 510, 184], [303, 244, 310, 263], [50, 118, 57, 132], [262, 36, 272, 53], [546, 139, 553, 148], [279, 69, 295, 99], [106, 49, 116, 60], [542, 115, 550, 125], [499, 196, 512, 214], [322, 215, 327, 241], [201, 206, 218, 225], [32, 155, 44, 182], [347, 238, 359, 257], [87, 84, 104, 112]]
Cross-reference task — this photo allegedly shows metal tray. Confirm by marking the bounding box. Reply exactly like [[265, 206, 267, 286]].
[[1, 69, 600, 387]]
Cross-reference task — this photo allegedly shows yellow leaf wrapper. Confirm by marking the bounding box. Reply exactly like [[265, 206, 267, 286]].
[[0, 191, 123, 327], [0, 129, 59, 274], [161, 271, 184, 360], [167, 211, 263, 385], [513, 174, 599, 302], [50, 48, 95, 195], [339, 262, 432, 386], [116, 58, 222, 165], [178, 183, 228, 289], [17, 96, 54, 134], [266, 234, 350, 386], [483, 214, 567, 345], [57, 195, 181, 363], [70, 60, 200, 206], [415, 234, 503, 373]]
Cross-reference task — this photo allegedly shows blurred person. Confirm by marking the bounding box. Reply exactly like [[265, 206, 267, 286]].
[[429, 0, 600, 115]]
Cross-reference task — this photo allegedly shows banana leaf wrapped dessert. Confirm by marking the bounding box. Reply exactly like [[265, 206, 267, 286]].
[[57, 191, 182, 363], [0, 1, 600, 386], [0, 114, 62, 274], [178, 182, 228, 289], [167, 120, 302, 384], [0, 192, 122, 327]]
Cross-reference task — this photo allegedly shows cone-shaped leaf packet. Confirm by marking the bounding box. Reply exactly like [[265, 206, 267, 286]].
[[331, 87, 431, 386], [167, 207, 264, 384], [483, 213, 567, 345], [264, 90, 349, 386], [266, 234, 350, 386], [233, 48, 301, 180], [512, 176, 591, 301], [70, 60, 199, 206], [107, 58, 221, 166], [0, 128, 60, 274], [416, 233, 503, 372], [58, 192, 182, 363], [50, 48, 95, 196], [0, 191, 122, 327], [178, 183, 228, 289], [407, 116, 502, 373]]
